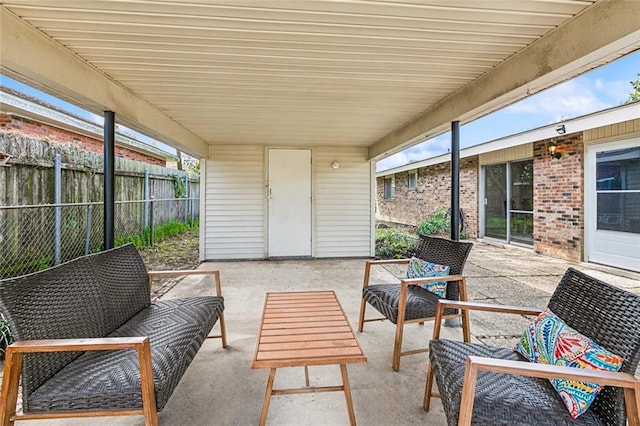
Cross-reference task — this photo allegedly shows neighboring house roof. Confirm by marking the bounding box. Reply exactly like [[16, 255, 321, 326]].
[[377, 101, 640, 177], [0, 85, 177, 162]]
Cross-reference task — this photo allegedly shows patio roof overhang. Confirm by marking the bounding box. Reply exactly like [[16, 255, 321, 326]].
[[2, 0, 639, 161]]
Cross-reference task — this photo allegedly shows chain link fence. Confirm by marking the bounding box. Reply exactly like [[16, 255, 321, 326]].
[[0, 197, 199, 279]]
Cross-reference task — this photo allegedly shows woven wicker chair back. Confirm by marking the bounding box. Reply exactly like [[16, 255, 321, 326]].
[[414, 235, 473, 302], [86, 244, 151, 330]]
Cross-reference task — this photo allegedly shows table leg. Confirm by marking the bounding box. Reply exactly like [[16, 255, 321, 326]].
[[340, 364, 357, 426], [304, 366, 310, 387], [259, 368, 277, 426]]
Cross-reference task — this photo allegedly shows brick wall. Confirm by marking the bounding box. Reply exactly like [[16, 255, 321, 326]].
[[376, 133, 589, 262], [532, 134, 584, 262], [0, 114, 165, 166], [376, 156, 479, 237]]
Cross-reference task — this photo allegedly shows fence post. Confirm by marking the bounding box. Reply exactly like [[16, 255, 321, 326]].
[[143, 169, 150, 230], [183, 175, 189, 224], [84, 203, 93, 255], [190, 196, 195, 227], [54, 154, 62, 265], [149, 197, 155, 247]]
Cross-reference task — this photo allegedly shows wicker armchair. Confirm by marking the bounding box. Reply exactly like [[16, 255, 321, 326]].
[[424, 268, 640, 425], [357, 234, 473, 371]]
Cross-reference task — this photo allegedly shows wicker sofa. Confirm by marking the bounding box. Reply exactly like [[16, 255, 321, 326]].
[[0, 244, 227, 425]]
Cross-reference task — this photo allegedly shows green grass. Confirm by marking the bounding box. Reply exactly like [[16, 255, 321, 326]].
[[115, 220, 199, 249]]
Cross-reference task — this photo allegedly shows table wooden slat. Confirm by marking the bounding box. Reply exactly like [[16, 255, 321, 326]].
[[257, 346, 363, 361], [263, 310, 342, 317], [260, 326, 353, 336], [259, 339, 358, 352], [263, 315, 347, 323], [259, 332, 355, 344]]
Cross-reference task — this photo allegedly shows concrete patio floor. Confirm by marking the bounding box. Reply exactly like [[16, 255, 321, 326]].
[[26, 240, 640, 426]]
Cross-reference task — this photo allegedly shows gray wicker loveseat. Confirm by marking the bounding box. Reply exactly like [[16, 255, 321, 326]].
[[0, 244, 227, 425]]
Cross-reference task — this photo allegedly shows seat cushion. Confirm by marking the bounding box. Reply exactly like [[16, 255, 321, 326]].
[[430, 339, 605, 426], [363, 284, 458, 324], [26, 296, 224, 413]]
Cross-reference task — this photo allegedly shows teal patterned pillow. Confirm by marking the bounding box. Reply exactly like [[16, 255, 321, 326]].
[[406, 257, 450, 297], [515, 309, 624, 419]]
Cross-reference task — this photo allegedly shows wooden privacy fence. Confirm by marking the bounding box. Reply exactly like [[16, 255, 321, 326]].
[[0, 131, 200, 279]]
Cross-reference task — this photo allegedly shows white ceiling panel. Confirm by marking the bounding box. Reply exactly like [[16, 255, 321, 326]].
[[2, 0, 638, 158]]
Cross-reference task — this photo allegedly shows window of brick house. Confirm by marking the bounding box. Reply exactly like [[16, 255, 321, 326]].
[[408, 170, 417, 188], [596, 146, 640, 234], [384, 176, 395, 199]]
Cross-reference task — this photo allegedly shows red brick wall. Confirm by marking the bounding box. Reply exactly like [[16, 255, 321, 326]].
[[0, 114, 165, 166], [532, 134, 584, 262], [376, 156, 479, 237]]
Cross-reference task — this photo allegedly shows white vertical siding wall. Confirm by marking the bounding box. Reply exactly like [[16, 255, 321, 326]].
[[315, 148, 374, 257], [204, 146, 265, 259], [584, 118, 640, 143]]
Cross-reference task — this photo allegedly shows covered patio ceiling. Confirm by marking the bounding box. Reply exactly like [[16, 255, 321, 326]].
[[1, 0, 639, 160]]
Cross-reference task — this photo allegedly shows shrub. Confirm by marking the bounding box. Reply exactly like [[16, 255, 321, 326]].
[[0, 313, 13, 360], [375, 228, 418, 259], [417, 207, 450, 236]]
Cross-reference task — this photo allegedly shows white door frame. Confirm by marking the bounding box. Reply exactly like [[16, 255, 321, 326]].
[[585, 136, 640, 271]]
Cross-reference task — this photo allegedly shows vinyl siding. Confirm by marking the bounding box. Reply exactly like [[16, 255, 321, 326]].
[[479, 143, 532, 165], [204, 145, 265, 259], [314, 148, 373, 257], [584, 118, 640, 144]]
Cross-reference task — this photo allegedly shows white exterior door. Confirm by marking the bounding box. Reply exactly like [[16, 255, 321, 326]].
[[585, 138, 640, 272], [268, 149, 312, 257]]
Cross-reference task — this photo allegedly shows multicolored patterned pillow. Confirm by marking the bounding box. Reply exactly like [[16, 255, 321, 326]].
[[515, 309, 624, 419], [405, 257, 450, 297]]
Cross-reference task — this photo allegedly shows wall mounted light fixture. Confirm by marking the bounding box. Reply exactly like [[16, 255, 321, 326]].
[[548, 141, 561, 160], [555, 124, 566, 135], [331, 161, 340, 170]]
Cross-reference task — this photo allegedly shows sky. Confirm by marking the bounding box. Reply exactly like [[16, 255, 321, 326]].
[[376, 50, 640, 171], [2, 50, 639, 166]]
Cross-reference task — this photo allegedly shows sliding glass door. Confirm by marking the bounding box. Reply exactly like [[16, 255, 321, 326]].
[[483, 160, 533, 245], [509, 161, 534, 244], [484, 164, 507, 239]]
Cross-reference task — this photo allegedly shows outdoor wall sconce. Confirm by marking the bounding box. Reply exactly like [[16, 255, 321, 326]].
[[331, 161, 340, 169], [555, 124, 566, 135], [548, 141, 562, 160]]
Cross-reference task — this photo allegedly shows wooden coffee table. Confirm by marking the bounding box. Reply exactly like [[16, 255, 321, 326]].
[[252, 291, 367, 426]]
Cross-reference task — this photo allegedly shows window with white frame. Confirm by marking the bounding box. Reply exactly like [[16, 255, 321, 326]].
[[408, 170, 417, 188], [383, 176, 395, 199]]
